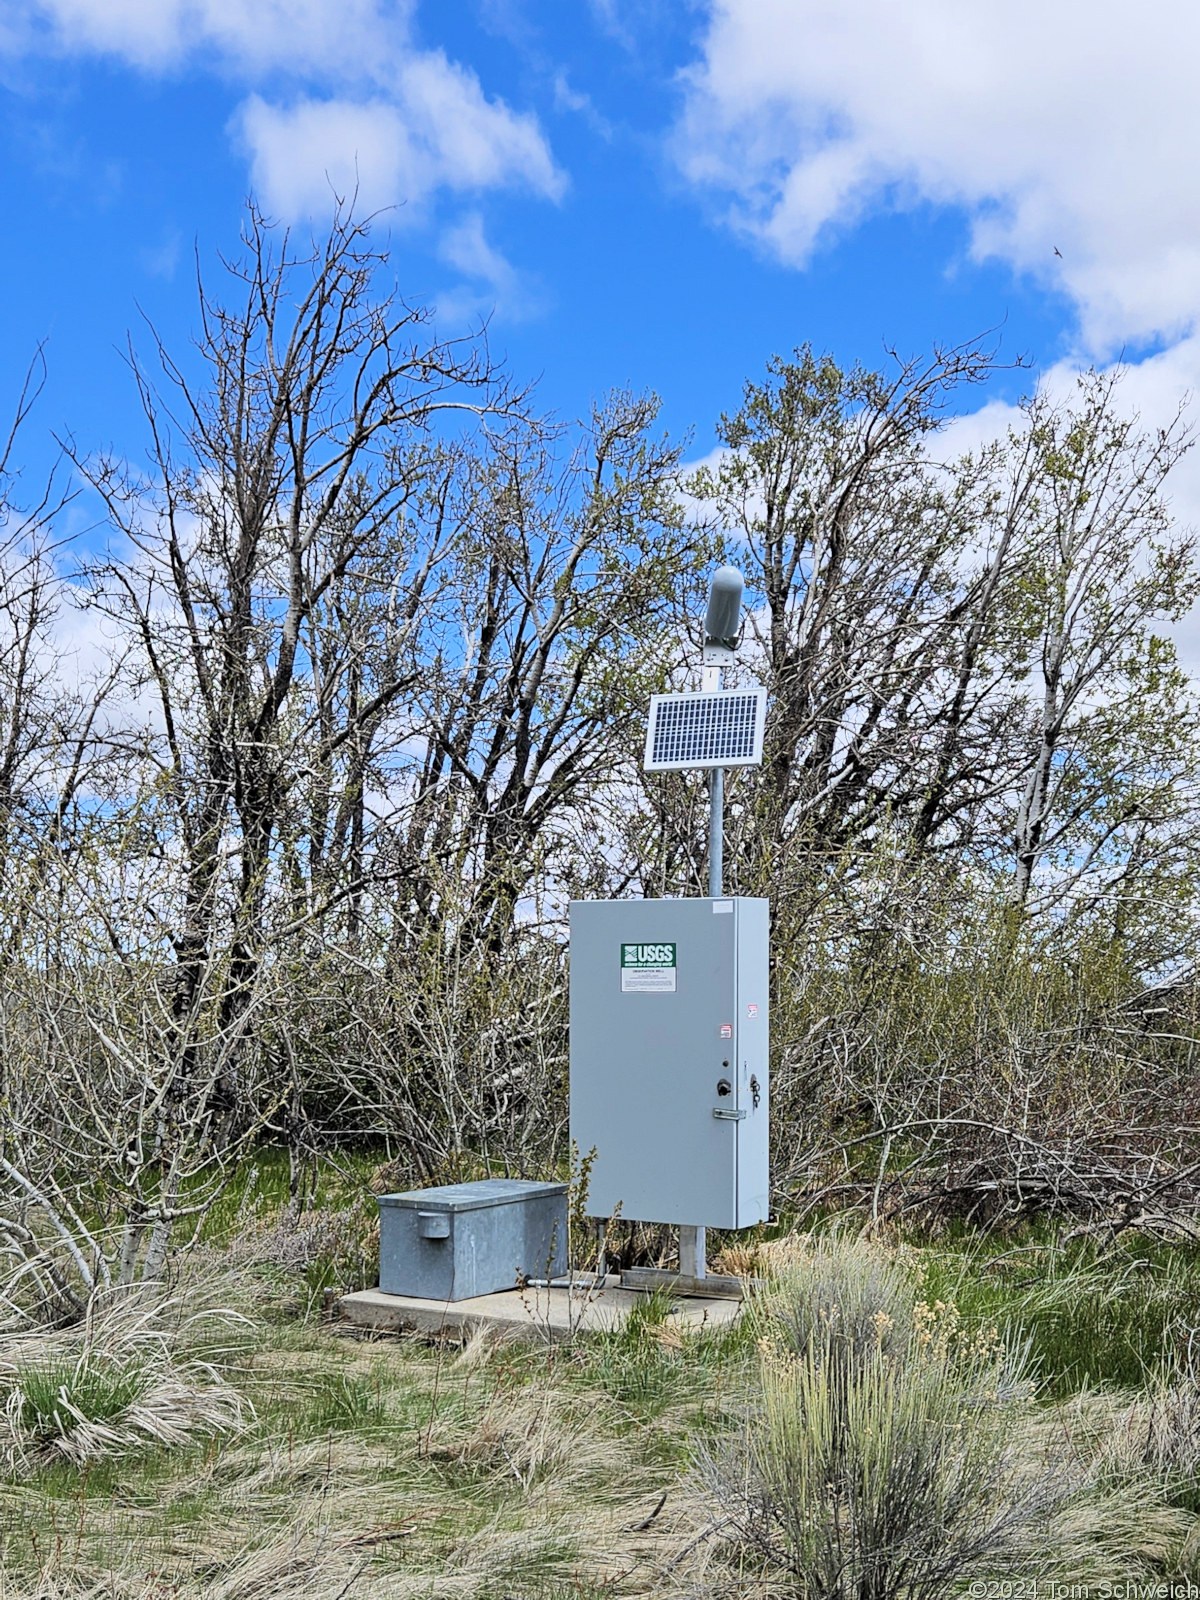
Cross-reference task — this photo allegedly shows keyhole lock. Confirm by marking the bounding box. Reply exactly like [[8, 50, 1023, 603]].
[[750, 1074, 761, 1110], [716, 1077, 732, 1097]]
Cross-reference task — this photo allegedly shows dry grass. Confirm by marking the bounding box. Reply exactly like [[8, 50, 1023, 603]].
[[5, 1231, 1200, 1597], [0, 1264, 714, 1599], [0, 1278, 252, 1470]]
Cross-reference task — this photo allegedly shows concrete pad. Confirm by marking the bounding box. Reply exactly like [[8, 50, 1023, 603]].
[[338, 1280, 743, 1342]]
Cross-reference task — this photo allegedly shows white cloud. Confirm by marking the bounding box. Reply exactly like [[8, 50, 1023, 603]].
[[9, 0, 412, 77], [239, 67, 562, 222], [441, 212, 515, 285], [238, 98, 423, 219], [436, 212, 540, 324], [9, 0, 563, 223], [552, 72, 590, 116], [677, 0, 1200, 353], [398, 52, 563, 200], [552, 69, 613, 140], [141, 228, 182, 280]]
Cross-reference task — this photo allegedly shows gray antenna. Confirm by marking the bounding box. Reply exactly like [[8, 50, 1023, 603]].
[[704, 565, 744, 652]]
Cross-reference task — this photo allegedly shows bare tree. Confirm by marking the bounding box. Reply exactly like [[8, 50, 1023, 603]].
[[75, 205, 511, 1137], [0, 349, 104, 891]]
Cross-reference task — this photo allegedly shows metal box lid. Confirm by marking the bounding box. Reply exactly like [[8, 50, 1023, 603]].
[[378, 1178, 567, 1214]]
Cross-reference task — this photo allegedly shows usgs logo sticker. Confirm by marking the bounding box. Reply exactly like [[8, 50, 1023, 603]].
[[620, 942, 677, 993]]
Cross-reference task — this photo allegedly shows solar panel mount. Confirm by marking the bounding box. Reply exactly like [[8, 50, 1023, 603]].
[[643, 688, 767, 772]]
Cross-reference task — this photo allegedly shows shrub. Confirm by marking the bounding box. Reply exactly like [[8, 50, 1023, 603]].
[[698, 1235, 1080, 1597]]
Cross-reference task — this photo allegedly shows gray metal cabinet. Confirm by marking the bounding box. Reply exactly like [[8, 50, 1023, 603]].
[[569, 897, 769, 1229]]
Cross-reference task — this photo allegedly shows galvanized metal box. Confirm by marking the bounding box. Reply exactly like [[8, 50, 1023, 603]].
[[569, 896, 769, 1230], [378, 1178, 568, 1301]]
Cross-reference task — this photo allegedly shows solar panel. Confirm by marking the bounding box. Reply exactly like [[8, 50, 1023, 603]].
[[643, 689, 767, 771]]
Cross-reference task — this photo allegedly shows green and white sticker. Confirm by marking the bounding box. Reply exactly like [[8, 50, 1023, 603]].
[[620, 941, 677, 992]]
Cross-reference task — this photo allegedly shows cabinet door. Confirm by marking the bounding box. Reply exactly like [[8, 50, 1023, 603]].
[[570, 897, 741, 1228]]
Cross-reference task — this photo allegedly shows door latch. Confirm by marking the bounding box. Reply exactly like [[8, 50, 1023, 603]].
[[712, 1107, 747, 1121]]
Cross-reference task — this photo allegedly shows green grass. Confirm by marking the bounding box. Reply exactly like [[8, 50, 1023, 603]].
[[917, 1231, 1200, 1396], [0, 1296, 715, 1594], [563, 1285, 757, 1432], [10, 1355, 151, 1441], [197, 1144, 384, 1248], [299, 1369, 388, 1432]]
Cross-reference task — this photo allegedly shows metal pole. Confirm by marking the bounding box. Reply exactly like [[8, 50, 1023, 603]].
[[680, 1224, 706, 1281], [687, 762, 723, 1284], [690, 664, 726, 1286], [709, 766, 724, 897]]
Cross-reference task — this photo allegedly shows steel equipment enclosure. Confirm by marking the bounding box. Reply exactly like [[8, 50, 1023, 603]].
[[378, 1179, 568, 1301], [569, 897, 769, 1229]]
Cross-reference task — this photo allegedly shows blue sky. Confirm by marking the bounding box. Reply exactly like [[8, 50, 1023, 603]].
[[1, 1, 1197, 503]]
